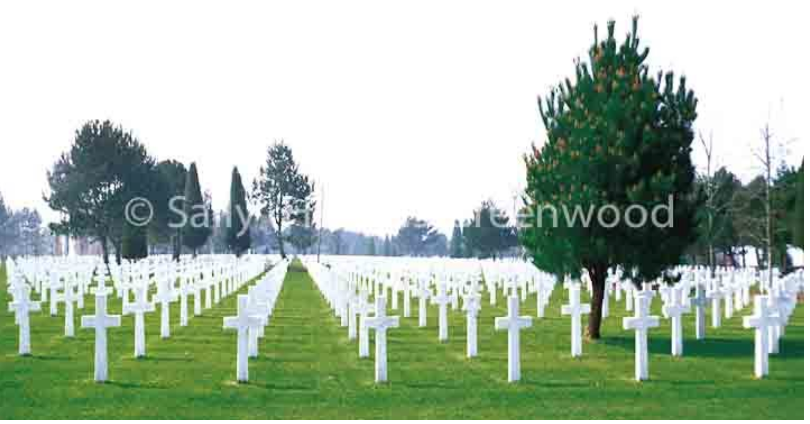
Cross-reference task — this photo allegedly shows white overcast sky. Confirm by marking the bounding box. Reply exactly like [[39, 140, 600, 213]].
[[0, 1, 806, 237]]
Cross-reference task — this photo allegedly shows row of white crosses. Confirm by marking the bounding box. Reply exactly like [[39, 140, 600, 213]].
[[743, 269, 803, 378], [6, 254, 272, 383], [223, 259, 288, 383], [308, 256, 551, 383], [310, 255, 803, 383]]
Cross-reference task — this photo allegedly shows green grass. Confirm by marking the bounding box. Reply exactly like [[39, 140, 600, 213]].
[[0, 261, 803, 419]]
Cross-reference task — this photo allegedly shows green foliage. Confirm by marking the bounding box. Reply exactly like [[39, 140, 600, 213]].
[[227, 167, 252, 257], [449, 220, 465, 258], [395, 217, 442, 257], [692, 167, 742, 264], [522, 17, 699, 280], [152, 160, 187, 260], [382, 235, 393, 257], [0, 193, 13, 258], [794, 163, 803, 248], [366, 237, 377, 256], [287, 222, 317, 254], [121, 222, 148, 261], [252, 141, 314, 259], [45, 120, 156, 265], [521, 18, 700, 337], [181, 162, 212, 254], [772, 164, 802, 267], [463, 201, 517, 259]]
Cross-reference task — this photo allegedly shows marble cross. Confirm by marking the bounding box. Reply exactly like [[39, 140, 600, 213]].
[[535, 280, 547, 318], [347, 290, 358, 340], [179, 280, 193, 327], [662, 286, 690, 356], [356, 290, 373, 358], [432, 283, 451, 342], [743, 295, 778, 378], [561, 284, 590, 357], [81, 290, 122, 382], [402, 279, 412, 318], [622, 289, 659, 381], [123, 286, 155, 358], [9, 285, 41, 355], [49, 273, 63, 317], [462, 291, 481, 358], [495, 296, 532, 382], [691, 282, 708, 340], [154, 279, 178, 339], [63, 280, 79, 338], [363, 296, 399, 383], [223, 294, 263, 383], [707, 280, 723, 328], [417, 281, 430, 328]]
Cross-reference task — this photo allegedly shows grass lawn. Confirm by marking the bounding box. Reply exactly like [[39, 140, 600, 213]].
[[0, 261, 803, 419]]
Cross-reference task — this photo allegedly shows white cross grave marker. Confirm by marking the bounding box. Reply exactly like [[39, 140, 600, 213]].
[[123, 286, 155, 358], [462, 291, 481, 358], [81, 288, 122, 382], [363, 296, 399, 383], [743, 295, 778, 378], [432, 283, 451, 342], [9, 285, 41, 355], [662, 286, 690, 356], [494, 296, 532, 382], [223, 294, 262, 383], [622, 287, 659, 381], [561, 284, 590, 357]]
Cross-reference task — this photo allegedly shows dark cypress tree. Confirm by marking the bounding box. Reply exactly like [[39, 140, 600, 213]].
[[449, 220, 464, 258], [181, 162, 212, 256], [367, 237, 377, 256], [227, 167, 252, 257], [521, 17, 700, 339], [382, 235, 392, 257], [794, 163, 804, 249]]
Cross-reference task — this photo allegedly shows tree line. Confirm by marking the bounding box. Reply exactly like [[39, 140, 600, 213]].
[[44, 122, 318, 265]]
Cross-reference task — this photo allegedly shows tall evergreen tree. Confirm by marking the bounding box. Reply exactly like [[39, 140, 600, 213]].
[[367, 237, 377, 256], [227, 167, 252, 257], [449, 220, 464, 258], [382, 235, 392, 257], [521, 17, 700, 339], [395, 217, 442, 257], [153, 160, 187, 261], [0, 193, 12, 260], [464, 201, 516, 259], [253, 141, 314, 259], [181, 162, 212, 256], [794, 163, 803, 249]]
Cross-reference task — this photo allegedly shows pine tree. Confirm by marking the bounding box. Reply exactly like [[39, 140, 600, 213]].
[[521, 17, 700, 339], [383, 235, 392, 257], [367, 237, 377, 256], [449, 220, 464, 258], [227, 167, 252, 257], [794, 163, 804, 249], [253, 141, 314, 259], [181, 162, 212, 256]]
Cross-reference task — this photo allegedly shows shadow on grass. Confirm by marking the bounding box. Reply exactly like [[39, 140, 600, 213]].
[[101, 380, 169, 390], [599, 336, 804, 359], [134, 355, 194, 363], [30, 355, 73, 361], [249, 381, 318, 392]]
